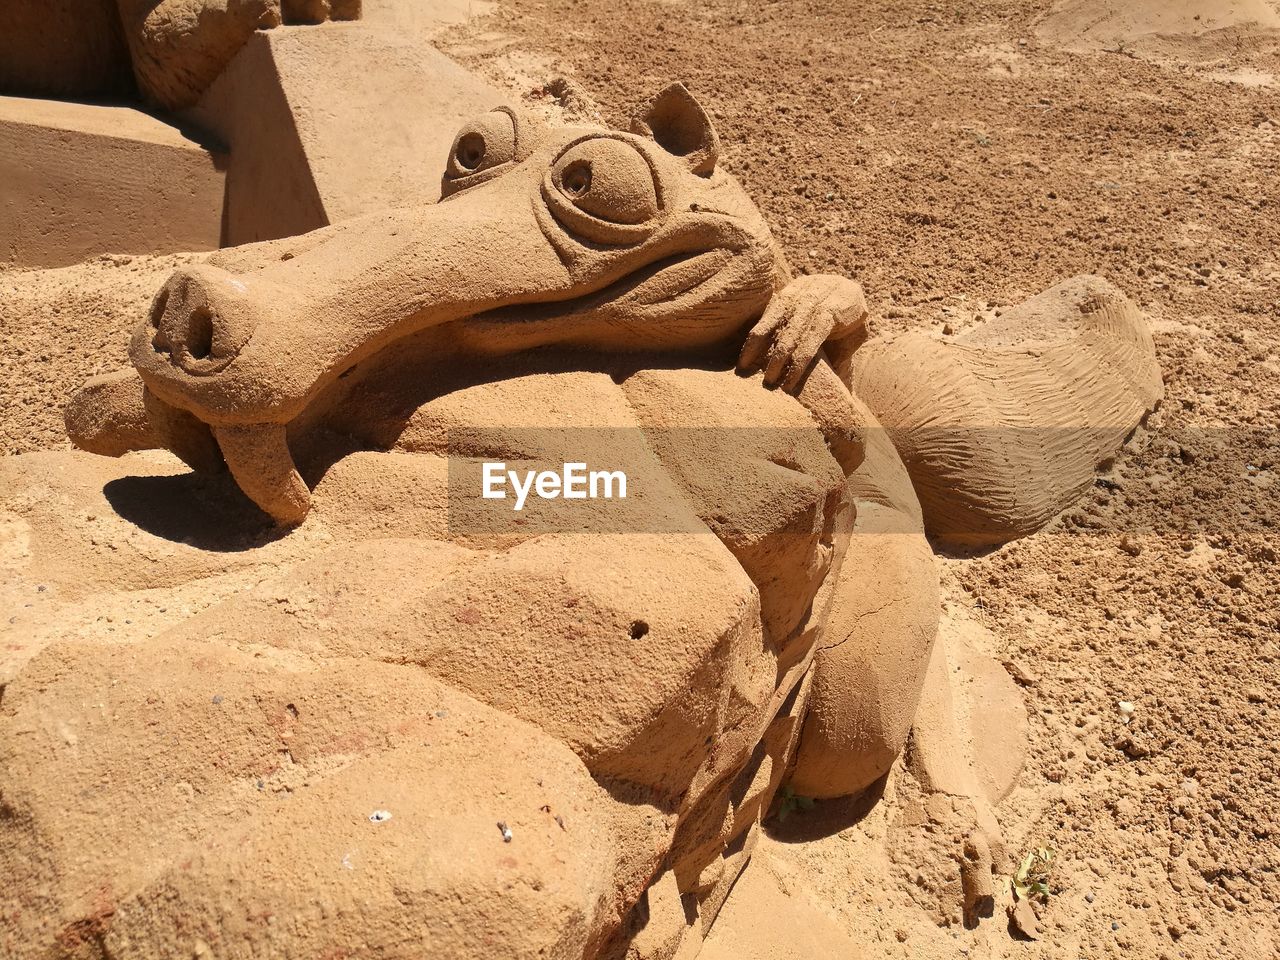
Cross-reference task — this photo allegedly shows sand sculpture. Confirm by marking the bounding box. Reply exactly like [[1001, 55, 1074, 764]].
[[0, 85, 1161, 957], [0, 0, 359, 109]]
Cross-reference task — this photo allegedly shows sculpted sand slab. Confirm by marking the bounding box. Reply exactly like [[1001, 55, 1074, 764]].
[[0, 0, 360, 109], [2, 86, 1160, 958]]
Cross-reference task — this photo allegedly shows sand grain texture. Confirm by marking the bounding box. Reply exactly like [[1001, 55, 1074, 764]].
[[1, 0, 1278, 958], [436, 0, 1280, 957]]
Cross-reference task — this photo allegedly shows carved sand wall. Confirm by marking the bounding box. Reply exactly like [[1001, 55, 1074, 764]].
[[0, 0, 359, 109]]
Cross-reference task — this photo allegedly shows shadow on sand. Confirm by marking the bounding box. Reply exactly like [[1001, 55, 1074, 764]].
[[103, 470, 285, 552], [764, 772, 888, 844]]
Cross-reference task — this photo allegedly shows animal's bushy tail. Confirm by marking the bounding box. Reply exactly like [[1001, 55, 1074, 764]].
[[849, 275, 1162, 546]]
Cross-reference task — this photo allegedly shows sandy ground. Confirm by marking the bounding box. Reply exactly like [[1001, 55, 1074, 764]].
[[435, 1, 1280, 957], [0, 253, 198, 454], [1, 1, 1278, 958]]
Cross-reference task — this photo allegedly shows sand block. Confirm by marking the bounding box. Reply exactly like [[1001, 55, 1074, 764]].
[[0, 96, 224, 269], [187, 23, 507, 245], [0, 633, 626, 958], [0, 0, 132, 101]]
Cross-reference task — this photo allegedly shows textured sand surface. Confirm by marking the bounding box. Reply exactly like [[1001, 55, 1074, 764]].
[[444, 1, 1280, 957], [2, 0, 1278, 957]]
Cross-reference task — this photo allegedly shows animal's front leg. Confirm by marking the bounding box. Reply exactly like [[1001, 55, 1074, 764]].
[[737, 274, 869, 393]]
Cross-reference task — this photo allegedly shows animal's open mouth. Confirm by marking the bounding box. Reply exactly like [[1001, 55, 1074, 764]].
[[624, 249, 734, 305], [182, 249, 737, 526], [470, 249, 734, 328]]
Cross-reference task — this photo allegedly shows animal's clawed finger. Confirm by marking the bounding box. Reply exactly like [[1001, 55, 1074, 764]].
[[247, 0, 283, 28], [763, 317, 806, 386], [780, 312, 832, 393], [737, 327, 770, 373], [738, 298, 791, 373]]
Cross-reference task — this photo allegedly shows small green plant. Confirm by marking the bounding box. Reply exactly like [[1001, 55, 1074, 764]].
[[776, 786, 815, 822], [1010, 846, 1056, 902]]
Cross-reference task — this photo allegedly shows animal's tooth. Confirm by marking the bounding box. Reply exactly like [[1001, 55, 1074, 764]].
[[212, 423, 310, 526]]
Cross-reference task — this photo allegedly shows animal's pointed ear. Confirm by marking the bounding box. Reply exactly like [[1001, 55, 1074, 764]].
[[630, 82, 720, 176]]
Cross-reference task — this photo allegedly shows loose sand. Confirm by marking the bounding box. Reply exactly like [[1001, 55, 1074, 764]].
[[434, 1, 1280, 956]]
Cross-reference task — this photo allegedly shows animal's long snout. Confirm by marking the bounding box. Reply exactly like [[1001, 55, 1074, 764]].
[[147, 265, 261, 376], [130, 181, 560, 430], [125, 177, 569, 526]]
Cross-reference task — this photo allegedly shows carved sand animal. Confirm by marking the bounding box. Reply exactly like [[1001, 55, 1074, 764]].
[[0, 0, 358, 110], [0, 85, 1161, 958]]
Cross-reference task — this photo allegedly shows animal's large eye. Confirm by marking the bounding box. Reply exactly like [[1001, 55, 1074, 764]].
[[551, 139, 659, 225], [446, 110, 517, 181]]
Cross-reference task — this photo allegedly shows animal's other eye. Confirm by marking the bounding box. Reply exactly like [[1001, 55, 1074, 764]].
[[455, 132, 486, 170], [446, 110, 517, 181], [561, 161, 591, 196], [552, 139, 659, 225]]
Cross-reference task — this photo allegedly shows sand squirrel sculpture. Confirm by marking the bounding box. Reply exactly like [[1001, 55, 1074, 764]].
[[0, 0, 358, 110], [1, 85, 1160, 958]]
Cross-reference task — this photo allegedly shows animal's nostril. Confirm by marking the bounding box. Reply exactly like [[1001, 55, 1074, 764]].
[[149, 288, 169, 329], [150, 287, 172, 353], [141, 266, 258, 375], [186, 307, 214, 361]]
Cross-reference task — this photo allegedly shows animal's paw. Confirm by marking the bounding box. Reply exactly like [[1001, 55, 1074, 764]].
[[738, 274, 868, 393]]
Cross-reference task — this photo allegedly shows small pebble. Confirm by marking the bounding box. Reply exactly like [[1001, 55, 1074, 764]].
[[212, 694, 224, 705], [1085, 892, 1095, 903], [1003, 658, 1039, 686], [498, 821, 513, 842], [369, 809, 392, 823]]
